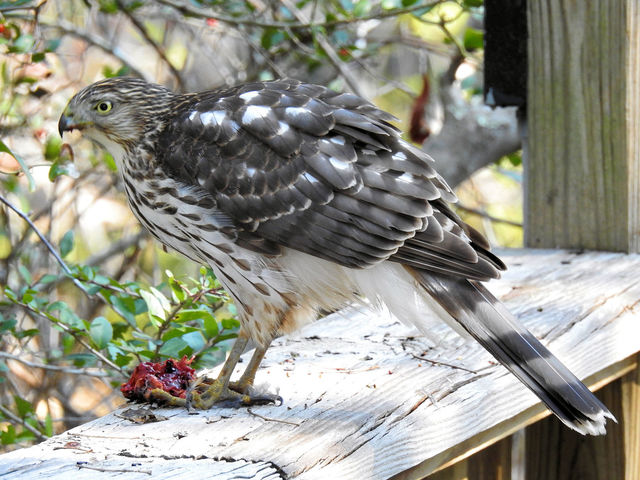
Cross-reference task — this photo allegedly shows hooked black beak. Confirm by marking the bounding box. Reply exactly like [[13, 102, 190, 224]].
[[58, 109, 88, 137], [58, 114, 70, 137]]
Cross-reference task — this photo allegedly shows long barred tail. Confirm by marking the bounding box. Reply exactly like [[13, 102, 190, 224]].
[[411, 268, 615, 435]]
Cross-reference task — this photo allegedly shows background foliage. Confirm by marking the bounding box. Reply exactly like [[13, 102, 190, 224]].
[[0, 0, 520, 451]]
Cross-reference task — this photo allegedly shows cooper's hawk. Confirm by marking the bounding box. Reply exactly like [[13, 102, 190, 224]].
[[59, 77, 613, 435]]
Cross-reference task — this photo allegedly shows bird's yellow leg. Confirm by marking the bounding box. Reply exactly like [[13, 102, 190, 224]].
[[147, 333, 249, 408], [229, 343, 269, 393], [190, 333, 283, 408], [187, 332, 250, 408], [148, 332, 280, 408]]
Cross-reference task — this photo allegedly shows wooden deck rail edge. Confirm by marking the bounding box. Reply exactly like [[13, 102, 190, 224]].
[[1, 248, 639, 479]]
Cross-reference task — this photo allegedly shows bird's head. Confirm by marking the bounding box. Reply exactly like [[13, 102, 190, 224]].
[[59, 77, 175, 154]]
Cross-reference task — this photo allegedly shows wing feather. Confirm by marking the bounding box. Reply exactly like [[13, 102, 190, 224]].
[[156, 79, 504, 280]]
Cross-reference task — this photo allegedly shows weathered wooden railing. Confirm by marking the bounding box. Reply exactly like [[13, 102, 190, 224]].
[[1, 249, 639, 479]]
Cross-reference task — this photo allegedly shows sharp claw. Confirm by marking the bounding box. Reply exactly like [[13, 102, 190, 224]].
[[241, 392, 283, 406]]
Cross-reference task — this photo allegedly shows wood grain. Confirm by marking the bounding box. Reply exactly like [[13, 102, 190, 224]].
[[525, 380, 625, 480], [525, 0, 640, 252], [1, 249, 639, 479], [622, 354, 640, 479]]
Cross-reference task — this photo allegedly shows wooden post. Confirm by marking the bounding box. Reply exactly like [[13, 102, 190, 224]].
[[525, 1, 640, 478], [525, 0, 640, 252]]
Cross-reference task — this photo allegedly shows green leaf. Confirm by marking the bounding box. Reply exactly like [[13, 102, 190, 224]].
[[203, 315, 219, 339], [31, 52, 45, 63], [505, 151, 522, 167], [44, 414, 53, 436], [182, 331, 205, 351], [18, 264, 32, 285], [45, 38, 61, 52], [463, 27, 484, 51], [261, 27, 286, 49], [98, 0, 118, 13], [381, 0, 400, 8], [0, 139, 34, 191], [102, 152, 117, 171], [59, 230, 74, 258], [167, 273, 187, 302], [102, 64, 130, 78], [48, 301, 84, 330], [0, 0, 32, 10], [48, 160, 77, 181], [140, 289, 166, 322], [65, 353, 96, 367], [175, 309, 214, 324], [14, 328, 38, 339], [9, 34, 34, 53], [36, 274, 58, 285], [1, 425, 16, 445], [221, 318, 240, 330], [14, 395, 33, 418], [44, 135, 62, 160], [90, 316, 113, 349], [353, 0, 371, 17], [149, 287, 171, 313], [463, 0, 483, 7], [0, 318, 16, 332], [110, 296, 137, 325], [158, 336, 189, 357]]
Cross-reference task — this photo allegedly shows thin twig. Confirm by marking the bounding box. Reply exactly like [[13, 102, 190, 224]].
[[12, 302, 126, 377], [0, 403, 48, 441], [37, 20, 146, 79], [236, 27, 288, 79], [411, 353, 477, 374], [0, 194, 69, 274], [157, 0, 442, 30], [0, 352, 111, 377], [455, 204, 523, 228], [77, 464, 152, 475], [115, 0, 184, 90], [247, 408, 301, 426], [86, 231, 147, 267], [279, 0, 364, 97]]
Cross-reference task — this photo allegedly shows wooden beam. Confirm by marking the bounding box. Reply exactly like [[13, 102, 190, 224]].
[[525, 380, 625, 480], [621, 354, 640, 479], [524, 4, 640, 478], [2, 250, 639, 479], [524, 357, 640, 479], [525, 0, 640, 252]]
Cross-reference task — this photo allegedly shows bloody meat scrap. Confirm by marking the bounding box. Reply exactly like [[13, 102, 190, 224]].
[[121, 356, 196, 403]]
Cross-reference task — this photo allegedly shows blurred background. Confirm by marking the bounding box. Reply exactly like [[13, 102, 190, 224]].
[[0, 0, 522, 451]]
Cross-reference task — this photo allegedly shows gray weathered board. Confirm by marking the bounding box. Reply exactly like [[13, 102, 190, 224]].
[[2, 249, 640, 479]]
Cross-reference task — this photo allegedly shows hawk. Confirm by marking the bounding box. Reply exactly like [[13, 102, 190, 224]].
[[59, 77, 612, 435]]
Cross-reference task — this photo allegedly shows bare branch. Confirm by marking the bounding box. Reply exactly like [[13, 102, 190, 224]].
[[156, 0, 443, 31], [12, 302, 127, 378], [38, 19, 147, 80], [0, 193, 72, 276], [279, 0, 364, 97], [0, 403, 48, 442], [455, 203, 522, 228], [114, 0, 185, 90], [86, 231, 147, 267], [0, 352, 111, 377]]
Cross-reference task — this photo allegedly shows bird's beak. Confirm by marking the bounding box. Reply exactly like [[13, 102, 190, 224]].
[[58, 113, 71, 137], [58, 107, 91, 137]]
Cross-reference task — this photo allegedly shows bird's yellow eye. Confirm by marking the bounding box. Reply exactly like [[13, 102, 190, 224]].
[[95, 101, 113, 114]]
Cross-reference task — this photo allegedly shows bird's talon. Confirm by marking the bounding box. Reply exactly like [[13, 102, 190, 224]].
[[147, 388, 188, 407], [230, 380, 281, 406]]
